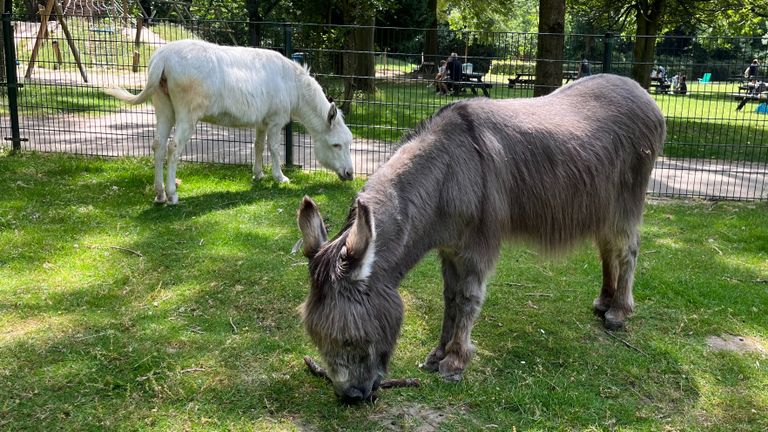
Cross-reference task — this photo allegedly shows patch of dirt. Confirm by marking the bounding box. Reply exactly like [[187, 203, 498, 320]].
[[706, 334, 767, 355], [370, 403, 453, 432]]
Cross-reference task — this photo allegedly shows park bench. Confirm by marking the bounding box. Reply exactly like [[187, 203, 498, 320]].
[[507, 71, 579, 89], [452, 72, 493, 97], [507, 73, 535, 88]]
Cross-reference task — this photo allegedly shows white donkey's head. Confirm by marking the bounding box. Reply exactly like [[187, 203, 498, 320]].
[[314, 102, 354, 181]]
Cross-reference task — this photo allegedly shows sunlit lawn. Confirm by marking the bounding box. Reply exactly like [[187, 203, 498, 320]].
[[1, 152, 766, 431]]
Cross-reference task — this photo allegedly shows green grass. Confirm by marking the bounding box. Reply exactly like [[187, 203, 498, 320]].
[[13, 82, 125, 115], [1, 152, 766, 431]]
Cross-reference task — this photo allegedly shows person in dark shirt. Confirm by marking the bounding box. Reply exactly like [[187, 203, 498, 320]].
[[747, 59, 759, 83], [446, 53, 463, 94], [577, 58, 591, 79], [673, 75, 687, 95]]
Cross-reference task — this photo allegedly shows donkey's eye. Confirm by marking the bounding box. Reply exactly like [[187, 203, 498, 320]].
[[332, 144, 342, 149]]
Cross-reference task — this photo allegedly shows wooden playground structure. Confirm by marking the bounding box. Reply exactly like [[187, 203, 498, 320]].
[[23, 0, 157, 83]]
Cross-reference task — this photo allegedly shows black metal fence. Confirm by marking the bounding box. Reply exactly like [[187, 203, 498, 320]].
[[1, 14, 767, 200]]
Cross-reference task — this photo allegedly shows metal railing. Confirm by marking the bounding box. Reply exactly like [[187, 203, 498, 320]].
[[1, 15, 766, 200]]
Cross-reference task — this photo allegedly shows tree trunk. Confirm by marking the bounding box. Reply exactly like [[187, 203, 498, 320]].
[[245, 0, 262, 47], [534, 0, 565, 97], [340, 3, 376, 113], [423, 0, 438, 74], [352, 18, 376, 93], [631, 0, 665, 89]]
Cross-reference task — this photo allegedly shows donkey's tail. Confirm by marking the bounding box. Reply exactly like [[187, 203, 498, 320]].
[[102, 55, 164, 105]]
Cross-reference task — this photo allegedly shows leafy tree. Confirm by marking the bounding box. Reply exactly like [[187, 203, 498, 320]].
[[568, 0, 763, 88], [440, 0, 539, 33]]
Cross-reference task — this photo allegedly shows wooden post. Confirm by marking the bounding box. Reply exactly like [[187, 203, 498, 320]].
[[24, 0, 55, 79], [132, 16, 144, 73], [53, 1, 88, 82]]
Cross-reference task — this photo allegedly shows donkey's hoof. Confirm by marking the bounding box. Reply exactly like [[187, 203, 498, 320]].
[[438, 366, 464, 383], [276, 175, 290, 183], [420, 348, 445, 373], [438, 355, 466, 382], [252, 172, 265, 181], [592, 298, 610, 318], [167, 193, 179, 205], [593, 307, 607, 318], [602, 309, 628, 331], [153, 194, 167, 205], [603, 319, 626, 331]]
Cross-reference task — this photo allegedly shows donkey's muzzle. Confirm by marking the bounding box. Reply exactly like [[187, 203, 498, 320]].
[[337, 377, 380, 404], [339, 386, 370, 404], [337, 169, 354, 181]]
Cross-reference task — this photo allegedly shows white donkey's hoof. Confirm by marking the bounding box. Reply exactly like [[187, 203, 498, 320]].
[[252, 171, 265, 181], [154, 193, 167, 205], [276, 175, 290, 183], [166, 193, 179, 205]]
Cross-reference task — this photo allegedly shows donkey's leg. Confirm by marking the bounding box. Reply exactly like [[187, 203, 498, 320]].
[[594, 229, 639, 330], [164, 118, 196, 205], [252, 126, 267, 181], [426, 248, 496, 382], [603, 230, 639, 330], [593, 237, 620, 317], [266, 124, 289, 183], [151, 94, 175, 203], [422, 250, 462, 372]]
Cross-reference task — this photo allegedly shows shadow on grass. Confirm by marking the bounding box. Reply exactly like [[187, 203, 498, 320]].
[[1, 154, 767, 430]]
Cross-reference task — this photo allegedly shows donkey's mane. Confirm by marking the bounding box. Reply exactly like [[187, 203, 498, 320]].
[[398, 100, 465, 146]]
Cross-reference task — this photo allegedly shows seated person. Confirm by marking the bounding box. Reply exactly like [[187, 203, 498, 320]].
[[746, 59, 759, 83], [670, 74, 679, 89], [673, 75, 687, 95], [446, 53, 463, 93], [435, 60, 449, 95]]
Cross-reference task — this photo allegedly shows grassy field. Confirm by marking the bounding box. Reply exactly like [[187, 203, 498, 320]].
[[1, 152, 767, 431]]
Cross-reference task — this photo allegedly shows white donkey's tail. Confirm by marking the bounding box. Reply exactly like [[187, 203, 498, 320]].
[[103, 55, 164, 104]]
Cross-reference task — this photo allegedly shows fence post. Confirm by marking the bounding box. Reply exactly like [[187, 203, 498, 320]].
[[2, 12, 25, 153], [282, 23, 295, 168], [602, 32, 613, 74]]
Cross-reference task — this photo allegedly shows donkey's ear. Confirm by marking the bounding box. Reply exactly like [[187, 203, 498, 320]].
[[327, 102, 338, 126], [345, 199, 376, 280], [297, 196, 327, 259]]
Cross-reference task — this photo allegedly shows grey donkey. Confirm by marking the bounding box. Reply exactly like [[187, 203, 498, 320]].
[[297, 74, 666, 403]]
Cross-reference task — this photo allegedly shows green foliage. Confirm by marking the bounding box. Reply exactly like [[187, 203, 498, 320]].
[[0, 153, 766, 430], [489, 59, 536, 75], [439, 0, 539, 33]]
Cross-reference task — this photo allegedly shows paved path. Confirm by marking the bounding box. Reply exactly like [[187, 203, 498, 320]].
[[3, 107, 766, 200]]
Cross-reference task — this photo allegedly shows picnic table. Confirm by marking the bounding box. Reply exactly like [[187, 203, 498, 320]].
[[731, 81, 767, 111], [564, 70, 579, 83], [453, 72, 492, 97], [507, 71, 580, 89], [507, 73, 535, 89], [737, 82, 765, 94]]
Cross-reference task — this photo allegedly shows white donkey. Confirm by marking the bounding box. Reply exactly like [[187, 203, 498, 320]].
[[105, 39, 354, 204]]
